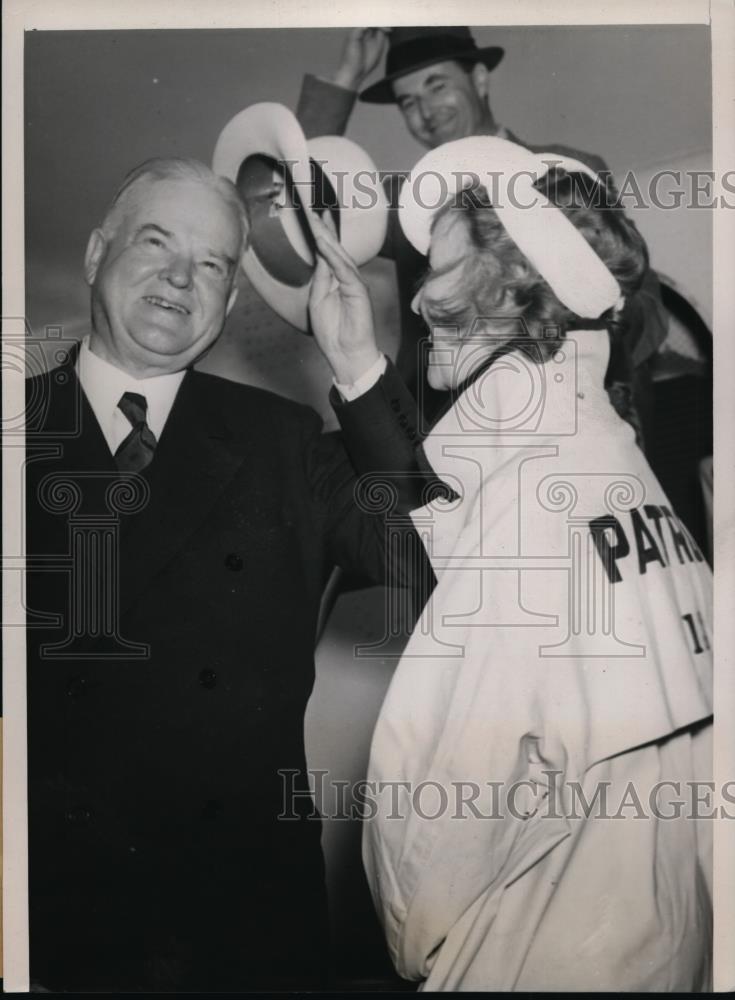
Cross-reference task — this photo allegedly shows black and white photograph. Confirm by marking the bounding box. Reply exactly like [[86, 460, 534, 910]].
[[3, 0, 734, 992]]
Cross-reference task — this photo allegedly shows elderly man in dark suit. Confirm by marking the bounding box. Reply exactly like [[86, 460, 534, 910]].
[[25, 157, 424, 992], [297, 26, 667, 428]]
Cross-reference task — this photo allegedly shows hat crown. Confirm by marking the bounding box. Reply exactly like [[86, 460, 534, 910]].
[[385, 26, 478, 77], [359, 26, 503, 102], [388, 25, 474, 47]]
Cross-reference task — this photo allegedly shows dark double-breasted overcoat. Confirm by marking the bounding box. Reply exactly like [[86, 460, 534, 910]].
[[25, 347, 423, 991]]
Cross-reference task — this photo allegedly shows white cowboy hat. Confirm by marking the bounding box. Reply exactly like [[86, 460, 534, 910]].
[[212, 102, 388, 333]]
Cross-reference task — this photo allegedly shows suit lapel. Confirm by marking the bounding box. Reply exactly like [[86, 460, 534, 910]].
[[32, 342, 116, 476], [118, 371, 248, 616]]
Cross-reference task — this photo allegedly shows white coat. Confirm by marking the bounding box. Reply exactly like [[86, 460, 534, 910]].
[[363, 330, 713, 991]]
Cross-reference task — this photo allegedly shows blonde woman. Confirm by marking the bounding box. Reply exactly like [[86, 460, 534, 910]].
[[362, 137, 713, 992]]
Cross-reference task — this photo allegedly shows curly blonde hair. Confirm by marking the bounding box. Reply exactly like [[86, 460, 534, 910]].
[[420, 168, 649, 352], [418, 168, 652, 440]]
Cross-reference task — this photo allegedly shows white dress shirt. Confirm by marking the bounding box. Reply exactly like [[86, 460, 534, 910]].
[[76, 338, 185, 455], [333, 354, 387, 401], [77, 337, 387, 454]]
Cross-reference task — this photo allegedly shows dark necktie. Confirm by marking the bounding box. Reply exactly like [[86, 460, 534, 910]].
[[115, 391, 157, 472]]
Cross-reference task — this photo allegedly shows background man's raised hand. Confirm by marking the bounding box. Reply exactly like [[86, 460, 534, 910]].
[[332, 27, 390, 91]]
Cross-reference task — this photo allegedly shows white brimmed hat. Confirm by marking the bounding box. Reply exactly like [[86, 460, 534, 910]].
[[398, 135, 623, 320], [213, 102, 388, 333]]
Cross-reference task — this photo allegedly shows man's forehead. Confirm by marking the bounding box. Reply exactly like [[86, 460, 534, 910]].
[[392, 60, 468, 97], [123, 177, 223, 215], [119, 177, 241, 245]]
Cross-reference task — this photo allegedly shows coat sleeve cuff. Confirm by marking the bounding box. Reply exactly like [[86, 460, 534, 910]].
[[330, 358, 456, 512], [333, 354, 387, 401]]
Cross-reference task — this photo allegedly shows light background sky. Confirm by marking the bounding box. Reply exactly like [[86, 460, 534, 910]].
[[25, 24, 712, 420], [25, 24, 711, 262]]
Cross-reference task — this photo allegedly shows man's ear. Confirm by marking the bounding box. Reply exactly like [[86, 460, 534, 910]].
[[84, 229, 107, 286], [471, 63, 490, 101], [225, 285, 239, 317]]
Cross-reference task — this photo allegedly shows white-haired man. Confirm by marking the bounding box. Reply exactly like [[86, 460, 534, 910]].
[[26, 156, 425, 992]]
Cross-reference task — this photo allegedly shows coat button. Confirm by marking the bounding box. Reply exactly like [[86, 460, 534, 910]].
[[198, 668, 217, 689], [66, 675, 88, 698], [224, 552, 243, 571], [201, 799, 223, 820], [65, 806, 92, 825]]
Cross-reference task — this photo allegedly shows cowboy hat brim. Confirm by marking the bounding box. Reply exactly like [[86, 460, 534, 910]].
[[359, 45, 504, 104]]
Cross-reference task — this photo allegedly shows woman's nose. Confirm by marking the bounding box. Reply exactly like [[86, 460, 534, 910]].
[[410, 288, 422, 316]]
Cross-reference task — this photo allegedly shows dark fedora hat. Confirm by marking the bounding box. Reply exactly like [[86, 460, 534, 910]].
[[359, 26, 504, 104]]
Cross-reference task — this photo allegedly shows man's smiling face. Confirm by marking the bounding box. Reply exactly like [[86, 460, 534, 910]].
[[85, 176, 242, 377], [392, 60, 494, 150]]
